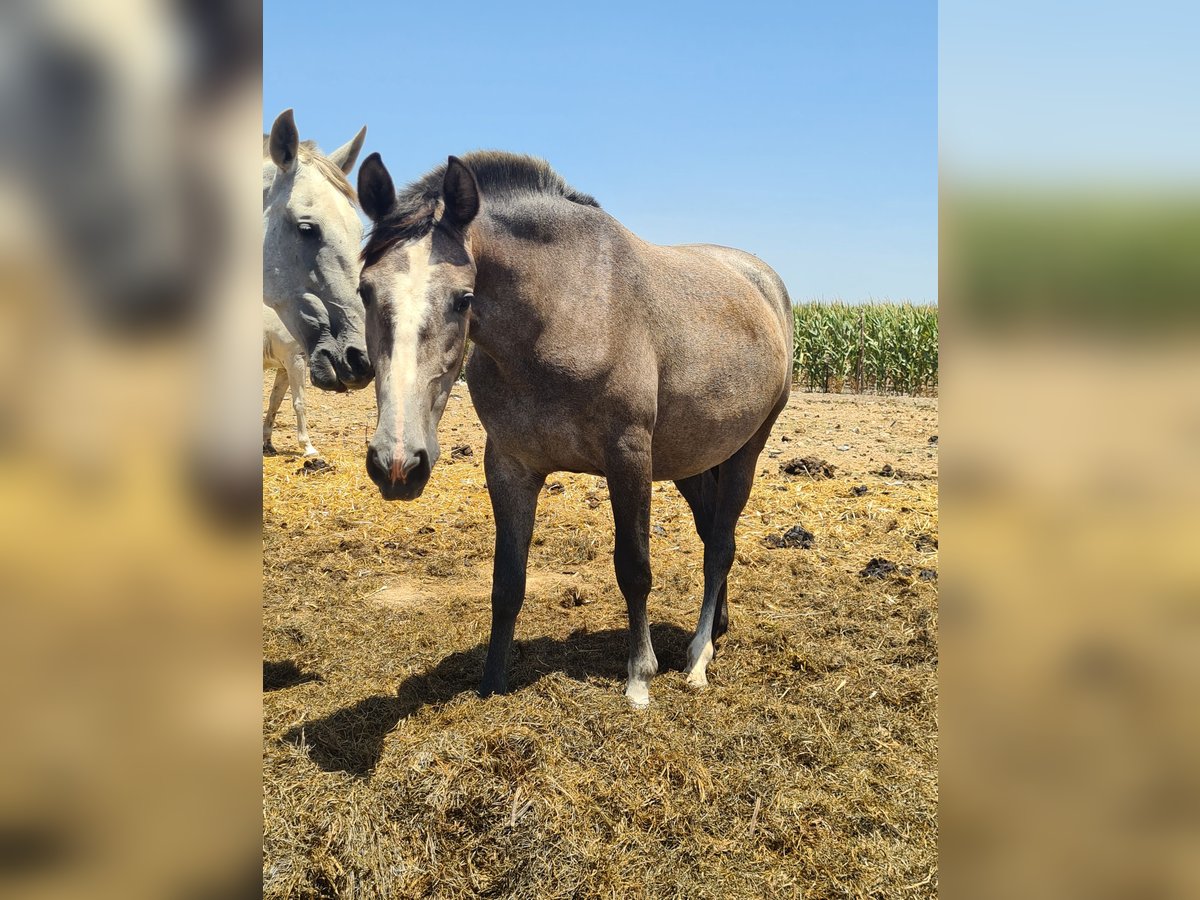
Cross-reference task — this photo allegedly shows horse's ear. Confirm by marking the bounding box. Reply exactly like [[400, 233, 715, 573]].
[[269, 109, 299, 172], [442, 156, 480, 227], [328, 125, 367, 175], [357, 152, 396, 222]]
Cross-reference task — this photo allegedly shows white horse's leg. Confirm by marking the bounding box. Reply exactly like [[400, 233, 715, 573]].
[[263, 367, 288, 454], [285, 354, 318, 457]]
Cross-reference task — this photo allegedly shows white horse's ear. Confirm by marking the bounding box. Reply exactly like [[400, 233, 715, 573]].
[[269, 109, 299, 172], [328, 126, 367, 175], [358, 152, 396, 222]]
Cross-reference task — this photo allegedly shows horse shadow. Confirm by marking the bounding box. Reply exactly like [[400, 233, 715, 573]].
[[281, 623, 693, 776], [264, 660, 322, 691]]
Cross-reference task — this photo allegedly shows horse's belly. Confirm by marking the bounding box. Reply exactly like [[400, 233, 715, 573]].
[[469, 382, 606, 476], [650, 353, 788, 479], [467, 348, 787, 481], [650, 401, 776, 480], [477, 395, 779, 482]]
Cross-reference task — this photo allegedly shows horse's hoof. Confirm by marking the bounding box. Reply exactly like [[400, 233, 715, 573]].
[[302, 446, 319, 458], [262, 444, 277, 456], [685, 637, 714, 688], [624, 683, 651, 709]]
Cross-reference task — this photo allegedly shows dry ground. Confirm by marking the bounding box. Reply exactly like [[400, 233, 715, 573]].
[[263, 378, 938, 899]]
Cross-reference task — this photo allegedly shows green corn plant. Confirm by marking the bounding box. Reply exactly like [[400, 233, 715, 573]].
[[791, 302, 937, 396]]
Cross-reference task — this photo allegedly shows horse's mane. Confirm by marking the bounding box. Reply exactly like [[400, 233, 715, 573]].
[[262, 135, 357, 205], [362, 151, 598, 267]]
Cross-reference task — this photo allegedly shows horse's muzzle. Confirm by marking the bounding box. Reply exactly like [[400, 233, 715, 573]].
[[366, 444, 430, 501]]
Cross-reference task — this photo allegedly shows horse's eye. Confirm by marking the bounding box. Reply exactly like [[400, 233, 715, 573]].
[[297, 221, 320, 239], [359, 284, 375, 308], [453, 292, 473, 314]]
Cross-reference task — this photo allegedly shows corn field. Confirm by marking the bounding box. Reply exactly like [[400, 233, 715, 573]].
[[792, 302, 938, 395]]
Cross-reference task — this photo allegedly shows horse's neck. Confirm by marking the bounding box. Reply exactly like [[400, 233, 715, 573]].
[[471, 215, 549, 331], [472, 202, 594, 301], [470, 208, 628, 383]]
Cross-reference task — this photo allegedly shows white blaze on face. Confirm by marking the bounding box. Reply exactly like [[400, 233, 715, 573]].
[[383, 236, 433, 482]]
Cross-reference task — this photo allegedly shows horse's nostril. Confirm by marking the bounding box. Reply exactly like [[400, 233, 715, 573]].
[[366, 445, 389, 482], [309, 349, 340, 391], [404, 449, 428, 480], [346, 346, 372, 378]]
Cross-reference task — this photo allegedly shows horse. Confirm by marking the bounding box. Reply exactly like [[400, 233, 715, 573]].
[[356, 151, 793, 707], [262, 304, 318, 458], [263, 108, 373, 393]]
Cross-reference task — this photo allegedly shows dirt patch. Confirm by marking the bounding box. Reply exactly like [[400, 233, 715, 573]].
[[369, 580, 435, 611]]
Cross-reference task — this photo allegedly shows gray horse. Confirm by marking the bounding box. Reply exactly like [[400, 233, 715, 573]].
[[357, 151, 792, 707], [263, 109, 373, 392]]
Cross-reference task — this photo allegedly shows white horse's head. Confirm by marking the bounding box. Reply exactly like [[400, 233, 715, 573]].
[[263, 109, 372, 392]]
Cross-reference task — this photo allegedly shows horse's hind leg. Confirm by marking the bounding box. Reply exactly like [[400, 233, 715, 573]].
[[683, 415, 779, 688], [675, 469, 729, 640], [263, 367, 288, 454], [605, 432, 658, 707], [284, 354, 318, 457], [481, 439, 546, 696]]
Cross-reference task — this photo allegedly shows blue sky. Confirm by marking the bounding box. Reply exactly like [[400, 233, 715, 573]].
[[265, 1, 937, 303], [941, 1, 1200, 184]]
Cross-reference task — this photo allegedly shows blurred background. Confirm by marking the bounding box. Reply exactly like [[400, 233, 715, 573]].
[[0, 0, 261, 896], [941, 1, 1200, 897]]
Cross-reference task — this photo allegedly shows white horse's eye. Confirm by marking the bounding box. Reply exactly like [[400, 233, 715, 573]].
[[453, 292, 473, 314], [297, 221, 320, 239]]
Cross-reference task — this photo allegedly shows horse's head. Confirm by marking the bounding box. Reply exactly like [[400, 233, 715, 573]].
[[263, 109, 373, 392], [356, 152, 478, 500]]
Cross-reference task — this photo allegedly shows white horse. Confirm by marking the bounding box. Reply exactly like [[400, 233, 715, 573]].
[[262, 305, 317, 457]]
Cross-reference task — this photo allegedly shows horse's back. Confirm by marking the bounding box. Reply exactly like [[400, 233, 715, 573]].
[[672, 243, 792, 326]]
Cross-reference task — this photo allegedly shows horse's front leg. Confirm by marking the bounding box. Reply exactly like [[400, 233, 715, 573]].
[[263, 368, 288, 454], [480, 438, 545, 696], [606, 430, 657, 708], [284, 353, 318, 457]]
